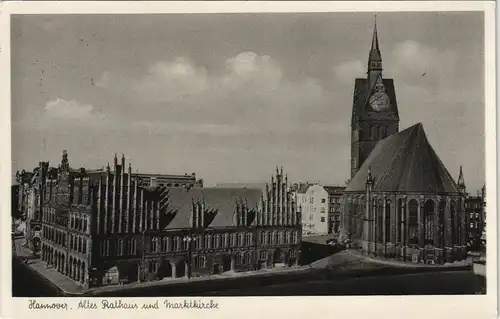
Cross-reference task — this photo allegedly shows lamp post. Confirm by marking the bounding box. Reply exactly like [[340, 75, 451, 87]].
[[183, 234, 193, 279]]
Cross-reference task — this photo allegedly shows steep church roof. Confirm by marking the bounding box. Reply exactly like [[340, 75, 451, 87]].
[[345, 123, 460, 194]]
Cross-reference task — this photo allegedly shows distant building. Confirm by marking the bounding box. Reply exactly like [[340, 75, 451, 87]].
[[11, 185, 20, 218], [295, 184, 329, 236], [38, 152, 301, 289], [457, 166, 486, 246], [324, 186, 345, 234], [134, 172, 203, 188], [465, 196, 485, 243]]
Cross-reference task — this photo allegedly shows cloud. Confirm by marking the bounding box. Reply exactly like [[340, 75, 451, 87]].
[[44, 98, 104, 120], [386, 40, 458, 85], [333, 60, 365, 84], [95, 52, 331, 132]]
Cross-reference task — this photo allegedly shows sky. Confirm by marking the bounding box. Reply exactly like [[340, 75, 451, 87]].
[[11, 12, 485, 192]]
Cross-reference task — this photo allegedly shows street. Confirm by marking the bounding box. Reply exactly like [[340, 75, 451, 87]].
[[199, 270, 485, 296]]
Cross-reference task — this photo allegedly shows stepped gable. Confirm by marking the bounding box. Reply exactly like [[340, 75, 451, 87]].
[[164, 187, 262, 229], [345, 123, 460, 194]]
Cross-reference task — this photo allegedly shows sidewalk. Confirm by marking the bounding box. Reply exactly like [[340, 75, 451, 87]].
[[13, 238, 84, 295], [345, 249, 472, 269], [86, 265, 309, 295]]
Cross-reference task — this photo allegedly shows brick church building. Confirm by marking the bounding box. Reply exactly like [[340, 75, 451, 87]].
[[339, 19, 467, 264]]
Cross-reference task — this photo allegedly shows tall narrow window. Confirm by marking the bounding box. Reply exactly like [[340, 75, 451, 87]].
[[230, 233, 236, 247], [195, 235, 201, 250], [151, 237, 158, 253], [174, 236, 180, 251], [424, 200, 436, 245], [408, 199, 419, 246], [205, 234, 211, 249], [385, 200, 391, 243]]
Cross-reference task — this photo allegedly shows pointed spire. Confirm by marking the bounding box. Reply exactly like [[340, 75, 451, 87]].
[[458, 165, 465, 187], [368, 14, 382, 75], [371, 14, 379, 52], [366, 166, 373, 184]]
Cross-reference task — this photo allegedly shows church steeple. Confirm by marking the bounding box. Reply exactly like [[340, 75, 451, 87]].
[[368, 15, 382, 88]]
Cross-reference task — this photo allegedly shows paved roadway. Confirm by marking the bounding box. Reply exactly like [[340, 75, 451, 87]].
[[199, 270, 484, 296]]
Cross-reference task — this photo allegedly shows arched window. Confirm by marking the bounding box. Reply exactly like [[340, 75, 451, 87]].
[[260, 250, 267, 260], [205, 234, 211, 249], [197, 255, 206, 268], [163, 237, 170, 252], [237, 233, 244, 246], [195, 235, 202, 250], [260, 231, 266, 245], [450, 200, 457, 245], [130, 238, 136, 255], [397, 199, 404, 243], [83, 239, 87, 254], [408, 199, 419, 246], [284, 231, 290, 244], [291, 231, 297, 244], [244, 252, 251, 264], [212, 234, 219, 249], [437, 200, 446, 248], [223, 233, 229, 247], [174, 236, 180, 251], [151, 237, 158, 252], [278, 231, 284, 244], [424, 200, 436, 245], [117, 239, 123, 256], [100, 240, 106, 256], [376, 199, 383, 242], [274, 231, 279, 244], [230, 233, 236, 247], [385, 199, 391, 243]]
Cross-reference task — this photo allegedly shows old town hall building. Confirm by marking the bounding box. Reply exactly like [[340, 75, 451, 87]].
[[340, 20, 467, 264], [38, 152, 301, 288]]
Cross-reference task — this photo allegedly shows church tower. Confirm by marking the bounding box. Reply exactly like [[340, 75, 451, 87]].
[[350, 17, 400, 179]]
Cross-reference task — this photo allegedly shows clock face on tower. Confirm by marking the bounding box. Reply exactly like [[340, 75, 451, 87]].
[[369, 91, 390, 112]]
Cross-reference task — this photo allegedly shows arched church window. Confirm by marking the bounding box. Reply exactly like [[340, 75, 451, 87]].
[[385, 199, 391, 243], [450, 201, 457, 245], [397, 199, 404, 243], [437, 200, 446, 248], [376, 199, 383, 242], [408, 200, 419, 246], [424, 200, 436, 245]]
